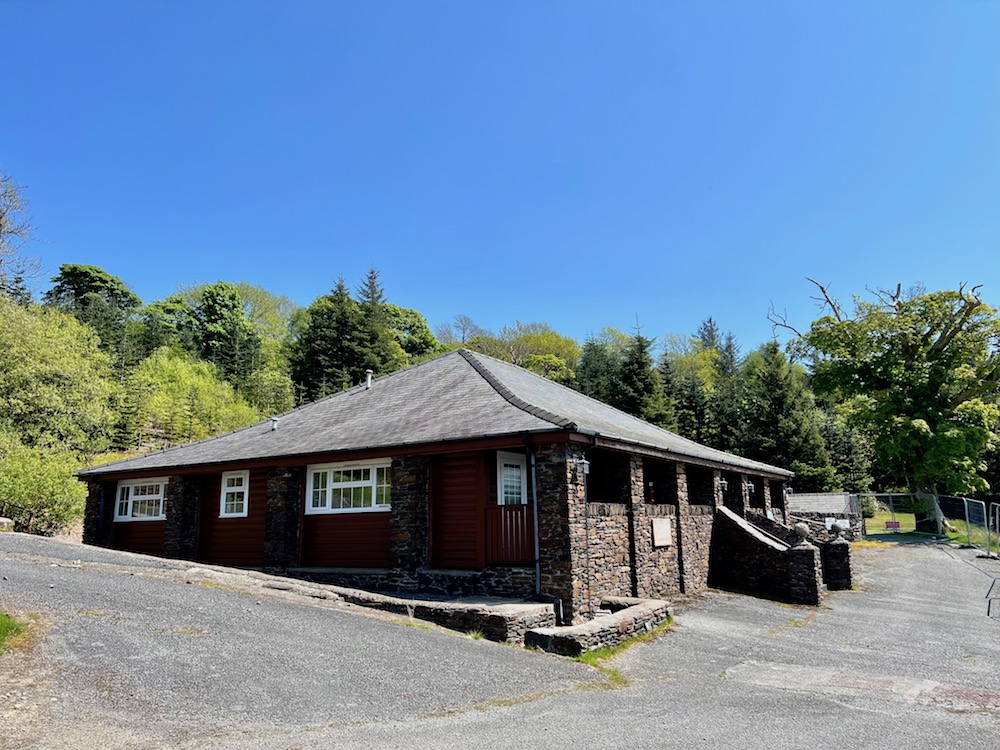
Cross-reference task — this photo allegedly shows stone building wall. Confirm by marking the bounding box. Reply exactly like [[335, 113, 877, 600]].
[[163, 476, 199, 560], [389, 455, 431, 571], [534, 442, 587, 620], [581, 502, 632, 608], [264, 466, 305, 571], [633, 503, 681, 598], [83, 480, 116, 547]]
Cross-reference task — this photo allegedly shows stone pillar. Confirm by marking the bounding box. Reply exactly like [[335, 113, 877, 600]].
[[389, 455, 431, 572], [627, 455, 643, 598], [713, 470, 724, 506], [534, 443, 587, 622], [264, 466, 305, 571], [164, 476, 199, 560], [787, 523, 824, 605], [821, 529, 853, 591], [83, 480, 115, 548]]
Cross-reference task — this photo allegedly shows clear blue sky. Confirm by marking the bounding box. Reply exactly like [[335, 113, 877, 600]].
[[4, 1, 1000, 353]]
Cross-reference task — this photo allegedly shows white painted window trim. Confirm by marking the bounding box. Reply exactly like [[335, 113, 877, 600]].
[[114, 477, 169, 522], [305, 458, 392, 515], [497, 451, 528, 506], [219, 470, 250, 518]]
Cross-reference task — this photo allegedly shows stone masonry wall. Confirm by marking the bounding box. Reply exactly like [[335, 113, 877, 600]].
[[535, 443, 587, 622], [582, 502, 632, 606], [163, 476, 199, 560], [83, 480, 116, 548], [389, 455, 431, 571], [711, 507, 825, 605], [633, 503, 681, 599], [264, 466, 305, 571]]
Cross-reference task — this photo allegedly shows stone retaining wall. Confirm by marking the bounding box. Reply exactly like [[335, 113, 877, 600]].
[[290, 565, 536, 600], [524, 596, 673, 656], [710, 507, 824, 605]]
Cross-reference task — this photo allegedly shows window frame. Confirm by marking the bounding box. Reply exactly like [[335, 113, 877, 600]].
[[305, 458, 392, 515], [219, 470, 250, 518], [496, 451, 528, 506], [114, 477, 169, 522]]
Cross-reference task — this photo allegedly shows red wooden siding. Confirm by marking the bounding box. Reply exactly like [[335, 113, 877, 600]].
[[301, 513, 391, 567], [112, 520, 165, 556], [197, 471, 266, 567], [485, 504, 534, 565], [431, 452, 485, 569]]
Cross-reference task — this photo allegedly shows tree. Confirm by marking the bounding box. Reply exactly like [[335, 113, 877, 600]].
[[290, 278, 364, 401], [786, 282, 1000, 494], [190, 281, 262, 387], [436, 314, 485, 346], [0, 297, 118, 456], [385, 303, 441, 361], [356, 268, 409, 377], [611, 332, 676, 429], [0, 428, 86, 534], [0, 171, 39, 303], [121, 348, 259, 448], [43, 264, 145, 378], [576, 328, 630, 403], [740, 341, 835, 492]]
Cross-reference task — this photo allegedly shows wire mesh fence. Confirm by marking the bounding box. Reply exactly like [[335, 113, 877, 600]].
[[860, 492, 1000, 557]]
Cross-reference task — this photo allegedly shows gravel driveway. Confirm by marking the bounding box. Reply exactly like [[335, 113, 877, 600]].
[[2, 533, 998, 749]]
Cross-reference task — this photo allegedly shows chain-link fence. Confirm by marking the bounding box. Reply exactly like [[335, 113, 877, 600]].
[[860, 492, 1000, 557]]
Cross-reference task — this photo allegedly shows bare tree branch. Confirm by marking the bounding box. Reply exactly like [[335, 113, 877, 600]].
[[767, 303, 803, 337], [805, 277, 843, 321]]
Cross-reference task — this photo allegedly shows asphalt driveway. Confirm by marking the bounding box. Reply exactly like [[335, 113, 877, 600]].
[[1, 533, 998, 749]]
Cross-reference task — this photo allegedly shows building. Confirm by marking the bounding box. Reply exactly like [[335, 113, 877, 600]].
[[81, 348, 799, 622]]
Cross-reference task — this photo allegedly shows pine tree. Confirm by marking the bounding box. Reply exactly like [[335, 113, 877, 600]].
[[611, 333, 676, 429], [740, 341, 834, 491], [291, 278, 363, 402], [356, 267, 408, 377]]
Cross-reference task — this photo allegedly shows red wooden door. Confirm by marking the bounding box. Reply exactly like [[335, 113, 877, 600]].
[[431, 453, 485, 569]]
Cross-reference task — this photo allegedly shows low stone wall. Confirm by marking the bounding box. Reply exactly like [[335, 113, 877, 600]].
[[677, 506, 714, 592], [524, 596, 673, 656], [289, 565, 536, 600], [633, 504, 681, 599], [821, 537, 853, 591], [788, 511, 864, 541], [710, 507, 824, 605]]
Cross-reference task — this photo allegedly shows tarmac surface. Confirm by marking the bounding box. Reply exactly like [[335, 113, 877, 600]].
[[1, 532, 998, 749]]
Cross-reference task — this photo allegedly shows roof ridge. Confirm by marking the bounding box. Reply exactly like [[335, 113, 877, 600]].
[[457, 349, 576, 429]]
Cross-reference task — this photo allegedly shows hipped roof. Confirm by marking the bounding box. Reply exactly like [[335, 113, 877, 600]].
[[80, 349, 792, 479]]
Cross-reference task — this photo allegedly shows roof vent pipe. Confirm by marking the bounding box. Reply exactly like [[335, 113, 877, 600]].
[[270, 418, 279, 431], [365, 370, 373, 390]]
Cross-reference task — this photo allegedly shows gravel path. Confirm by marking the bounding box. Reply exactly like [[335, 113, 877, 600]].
[[2, 534, 998, 749]]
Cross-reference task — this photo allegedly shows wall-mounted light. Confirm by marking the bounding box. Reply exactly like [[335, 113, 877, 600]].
[[719, 478, 729, 492], [745, 480, 755, 494], [575, 458, 590, 475]]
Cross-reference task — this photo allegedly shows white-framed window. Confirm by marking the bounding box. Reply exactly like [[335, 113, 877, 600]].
[[306, 459, 392, 514], [115, 478, 168, 521], [497, 451, 528, 505], [219, 471, 250, 518]]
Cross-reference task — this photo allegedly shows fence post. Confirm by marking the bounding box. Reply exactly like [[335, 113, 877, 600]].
[[964, 497, 972, 547]]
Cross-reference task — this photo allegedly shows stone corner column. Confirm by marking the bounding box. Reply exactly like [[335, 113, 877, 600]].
[[389, 455, 431, 572], [787, 523, 824, 605], [264, 466, 305, 571], [821, 530, 853, 591], [164, 475, 199, 561], [83, 480, 115, 548]]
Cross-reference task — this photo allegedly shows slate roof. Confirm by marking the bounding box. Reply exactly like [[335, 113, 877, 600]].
[[80, 349, 792, 478]]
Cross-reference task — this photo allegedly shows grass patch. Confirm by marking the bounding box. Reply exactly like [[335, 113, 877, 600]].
[[467, 629, 485, 641], [852, 539, 891, 549], [391, 617, 435, 631], [0, 611, 26, 652], [572, 617, 674, 688]]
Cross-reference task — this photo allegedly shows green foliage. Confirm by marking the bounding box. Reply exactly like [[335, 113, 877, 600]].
[[190, 281, 263, 387], [464, 320, 581, 384], [356, 267, 409, 376], [43, 264, 141, 312], [523, 353, 576, 385], [385, 303, 441, 360], [576, 328, 629, 402], [122, 348, 259, 448], [611, 333, 676, 429], [740, 342, 834, 492], [291, 277, 364, 401], [0, 428, 87, 534], [804, 286, 1000, 494], [0, 298, 118, 455]]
